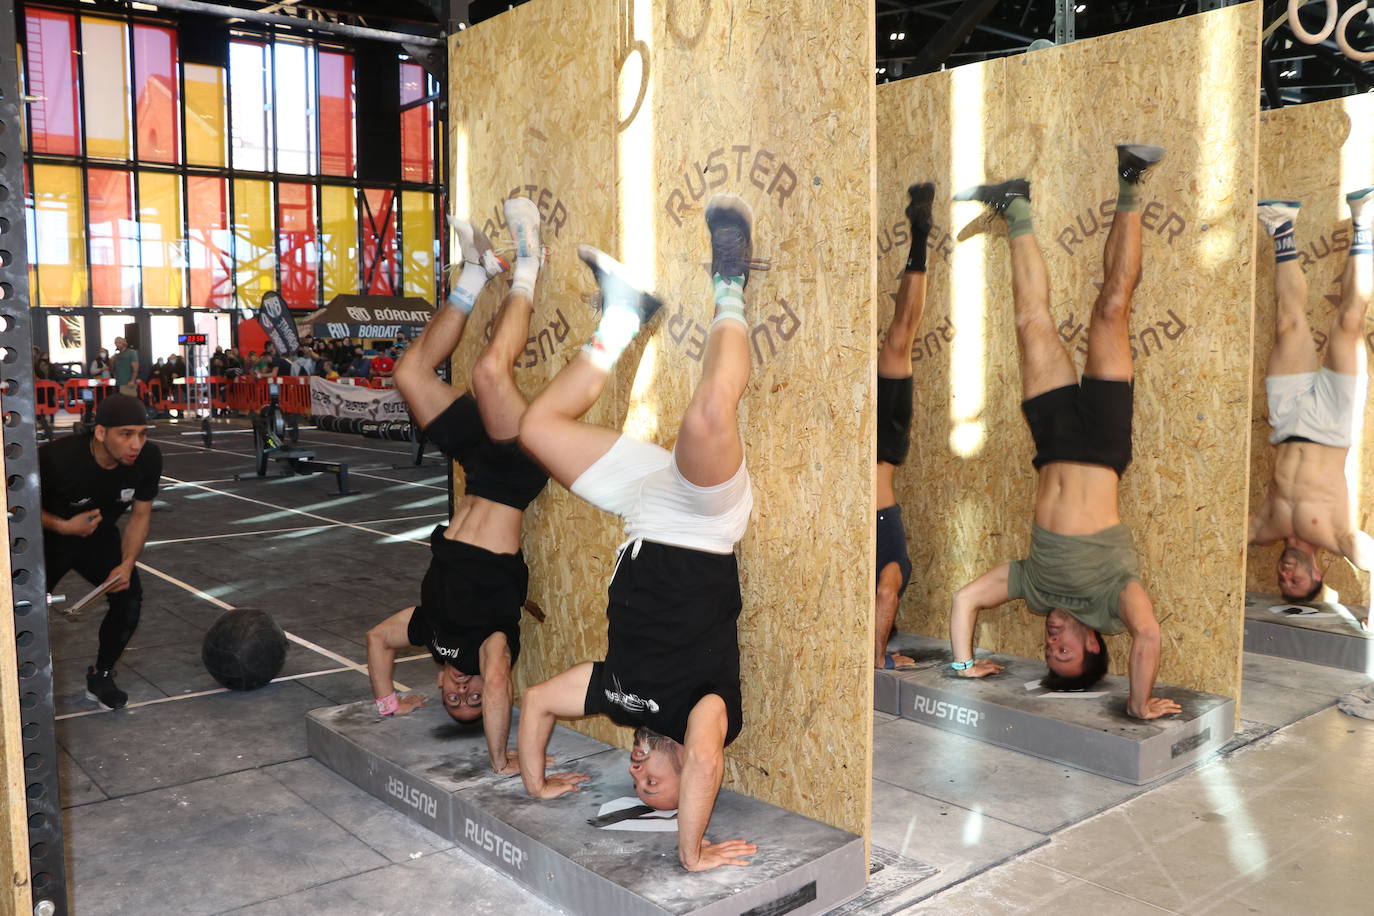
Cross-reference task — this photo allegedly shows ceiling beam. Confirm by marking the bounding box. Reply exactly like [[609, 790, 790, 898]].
[[907, 0, 1006, 74]]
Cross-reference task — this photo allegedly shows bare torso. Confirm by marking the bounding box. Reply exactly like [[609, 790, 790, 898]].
[[1033, 462, 1123, 535], [1252, 440, 1356, 558], [445, 493, 524, 555], [876, 461, 897, 511]]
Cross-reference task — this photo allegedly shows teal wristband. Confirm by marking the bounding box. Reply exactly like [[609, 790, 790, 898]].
[[949, 659, 974, 671]]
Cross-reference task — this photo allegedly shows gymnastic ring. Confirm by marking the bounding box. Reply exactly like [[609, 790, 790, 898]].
[[615, 40, 651, 133], [1288, 0, 1338, 44], [1336, 2, 1374, 62]]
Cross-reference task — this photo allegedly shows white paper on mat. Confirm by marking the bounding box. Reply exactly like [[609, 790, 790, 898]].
[[594, 796, 678, 832], [1023, 678, 1109, 700], [1266, 604, 1338, 619]]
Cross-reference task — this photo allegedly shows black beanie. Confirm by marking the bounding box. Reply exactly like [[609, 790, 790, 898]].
[[94, 394, 148, 429]]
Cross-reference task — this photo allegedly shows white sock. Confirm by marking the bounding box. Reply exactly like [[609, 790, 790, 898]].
[[510, 256, 540, 300], [447, 262, 489, 313], [582, 304, 643, 371]]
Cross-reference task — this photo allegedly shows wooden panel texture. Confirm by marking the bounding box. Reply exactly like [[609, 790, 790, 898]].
[[1249, 94, 1374, 605], [449, 0, 875, 838], [877, 3, 1261, 701]]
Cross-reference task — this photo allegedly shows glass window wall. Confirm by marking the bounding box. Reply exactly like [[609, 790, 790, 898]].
[[81, 18, 131, 160], [21, 4, 440, 352], [133, 24, 180, 163]]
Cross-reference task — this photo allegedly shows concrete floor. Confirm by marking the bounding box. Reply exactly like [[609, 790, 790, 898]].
[[46, 417, 1374, 914]]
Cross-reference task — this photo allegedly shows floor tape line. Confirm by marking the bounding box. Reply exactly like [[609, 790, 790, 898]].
[[157, 474, 431, 545], [143, 513, 446, 547], [133, 559, 411, 692], [55, 654, 431, 720], [155, 431, 450, 491]]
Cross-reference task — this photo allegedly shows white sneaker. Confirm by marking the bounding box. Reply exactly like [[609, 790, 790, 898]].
[[503, 197, 542, 262], [446, 215, 508, 277], [1347, 186, 1374, 223], [1257, 200, 1300, 237]]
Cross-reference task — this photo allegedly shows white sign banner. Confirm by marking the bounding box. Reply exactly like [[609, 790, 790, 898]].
[[308, 377, 409, 421]]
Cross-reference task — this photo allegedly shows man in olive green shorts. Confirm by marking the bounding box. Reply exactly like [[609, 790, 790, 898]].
[[944, 144, 1179, 721]]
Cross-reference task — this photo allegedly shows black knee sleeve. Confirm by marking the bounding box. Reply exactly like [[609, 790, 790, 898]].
[[877, 375, 914, 465], [96, 570, 142, 671]]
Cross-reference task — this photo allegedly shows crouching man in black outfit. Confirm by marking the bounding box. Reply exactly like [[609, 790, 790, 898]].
[[365, 198, 549, 776], [40, 394, 162, 710]]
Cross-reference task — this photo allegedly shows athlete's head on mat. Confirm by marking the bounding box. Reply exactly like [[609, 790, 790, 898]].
[[629, 727, 684, 810], [1277, 546, 1323, 604], [436, 664, 484, 724], [1041, 609, 1108, 691]]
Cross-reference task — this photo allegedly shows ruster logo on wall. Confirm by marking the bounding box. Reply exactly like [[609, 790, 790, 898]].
[[659, 145, 811, 368], [1248, 220, 1368, 357], [472, 180, 576, 370], [481, 185, 569, 244], [1052, 193, 1194, 362], [1055, 198, 1187, 255], [664, 298, 801, 365], [877, 217, 955, 267], [876, 219, 953, 328], [1293, 225, 1353, 271], [1058, 308, 1189, 361], [894, 193, 1200, 368], [663, 146, 799, 224], [480, 308, 574, 370], [910, 315, 957, 364]]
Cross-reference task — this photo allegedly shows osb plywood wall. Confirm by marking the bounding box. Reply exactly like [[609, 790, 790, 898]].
[[1248, 94, 1374, 605], [879, 2, 1259, 701], [449, 0, 875, 839]]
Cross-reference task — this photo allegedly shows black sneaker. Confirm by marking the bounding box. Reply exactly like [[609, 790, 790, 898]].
[[86, 667, 128, 710], [1117, 143, 1166, 185], [952, 178, 1031, 212], [705, 193, 754, 288], [577, 246, 664, 325], [905, 181, 936, 224]]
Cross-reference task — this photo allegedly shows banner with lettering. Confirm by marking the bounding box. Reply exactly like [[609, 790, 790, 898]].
[[308, 377, 409, 420], [258, 290, 301, 355]]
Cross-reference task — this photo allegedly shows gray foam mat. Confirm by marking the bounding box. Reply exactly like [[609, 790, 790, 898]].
[[881, 634, 1235, 785], [1244, 592, 1373, 673], [308, 701, 869, 915]]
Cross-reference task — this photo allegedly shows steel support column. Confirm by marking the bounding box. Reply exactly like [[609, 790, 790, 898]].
[[1, 0, 67, 912], [1055, 0, 1077, 44]]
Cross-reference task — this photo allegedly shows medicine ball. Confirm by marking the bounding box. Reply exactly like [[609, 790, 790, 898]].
[[201, 608, 288, 690]]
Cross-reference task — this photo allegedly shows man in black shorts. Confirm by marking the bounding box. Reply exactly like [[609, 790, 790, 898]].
[[365, 197, 549, 776], [40, 394, 163, 710], [877, 181, 933, 670], [944, 145, 1180, 720], [515, 193, 757, 872]]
